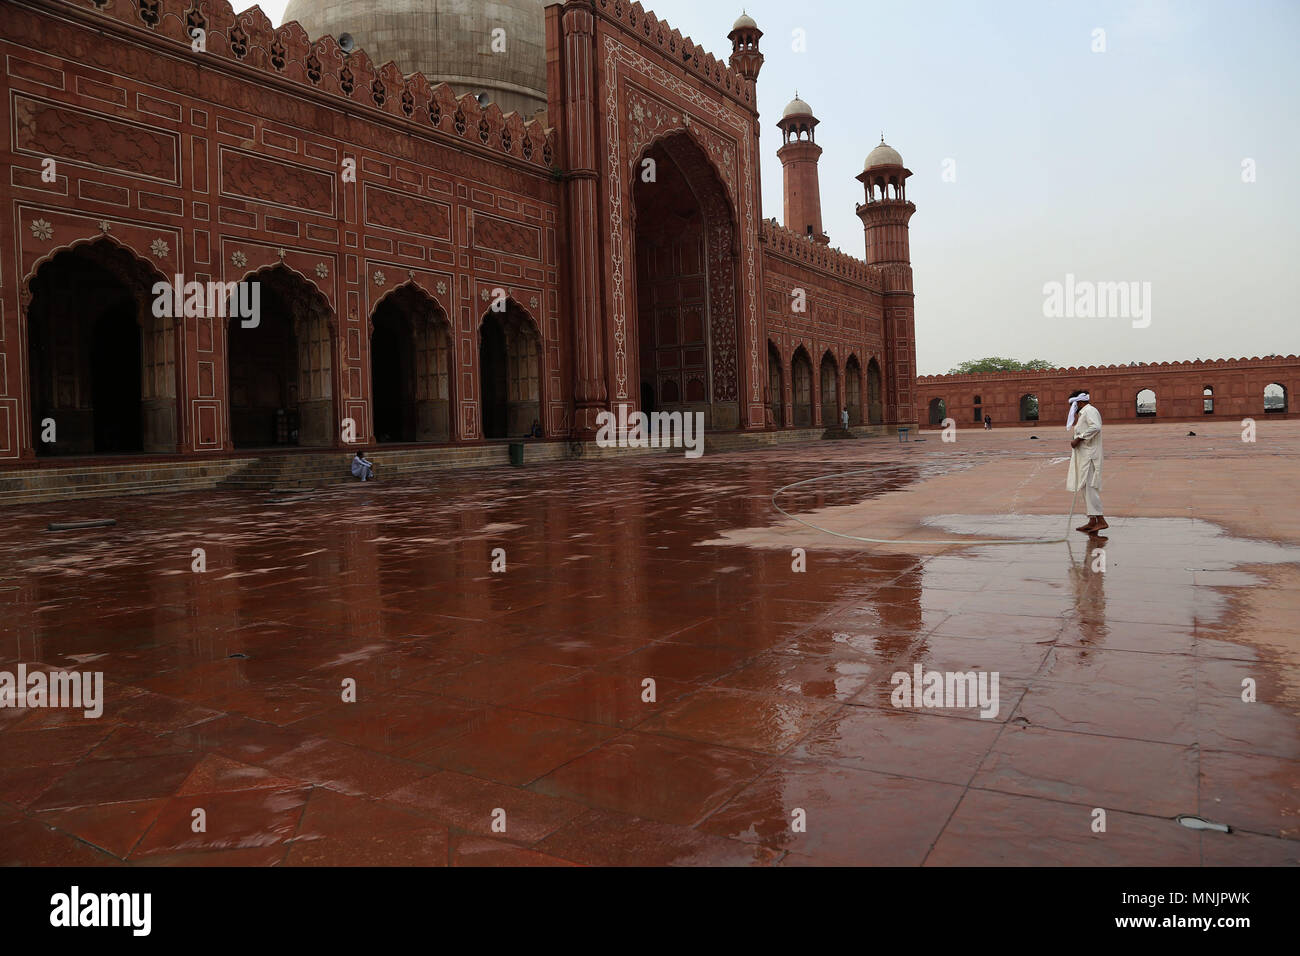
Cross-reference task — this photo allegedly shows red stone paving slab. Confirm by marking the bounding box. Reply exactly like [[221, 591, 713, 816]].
[[535, 808, 781, 866], [1199, 830, 1300, 866], [1193, 657, 1300, 760], [176, 754, 303, 796], [384, 769, 587, 843], [596, 641, 758, 684], [714, 651, 875, 701], [1198, 750, 1300, 839], [0, 764, 75, 809], [529, 732, 772, 826], [508, 670, 697, 729], [420, 707, 616, 786], [1057, 620, 1198, 656], [33, 799, 166, 859], [260, 738, 429, 797], [418, 656, 582, 704], [31, 754, 206, 812], [449, 834, 579, 867], [925, 789, 1201, 866], [640, 686, 837, 755], [283, 827, 451, 866], [132, 845, 288, 867], [129, 786, 311, 859], [177, 715, 314, 766], [292, 787, 434, 839], [288, 692, 487, 759], [0, 814, 122, 866], [1015, 679, 1199, 746], [791, 708, 1002, 785], [0, 724, 114, 769], [699, 758, 965, 865], [848, 671, 1029, 723], [972, 725, 1198, 817]]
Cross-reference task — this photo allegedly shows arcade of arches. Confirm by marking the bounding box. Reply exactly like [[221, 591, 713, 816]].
[[768, 344, 882, 430]]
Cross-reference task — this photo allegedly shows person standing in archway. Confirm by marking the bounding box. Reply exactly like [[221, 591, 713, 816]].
[[1066, 391, 1106, 533]]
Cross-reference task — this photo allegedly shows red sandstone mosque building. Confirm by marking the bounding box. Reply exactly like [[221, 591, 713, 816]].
[[0, 0, 921, 468]]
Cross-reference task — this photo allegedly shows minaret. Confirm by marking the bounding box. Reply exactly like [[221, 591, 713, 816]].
[[727, 12, 764, 82], [856, 137, 918, 428], [776, 95, 827, 244]]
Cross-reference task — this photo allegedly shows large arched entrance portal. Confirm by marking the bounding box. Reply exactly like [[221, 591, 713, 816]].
[[632, 132, 742, 430], [370, 285, 453, 443], [227, 266, 335, 448], [480, 302, 541, 440], [25, 239, 176, 456]]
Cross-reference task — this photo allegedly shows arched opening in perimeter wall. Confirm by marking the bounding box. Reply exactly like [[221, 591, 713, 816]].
[[928, 397, 946, 426], [1265, 383, 1287, 413], [1019, 393, 1039, 422], [632, 132, 742, 430], [1136, 388, 1157, 418], [25, 239, 177, 457]]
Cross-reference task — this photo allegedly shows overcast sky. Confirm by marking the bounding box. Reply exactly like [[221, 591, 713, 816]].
[[239, 0, 1299, 374]]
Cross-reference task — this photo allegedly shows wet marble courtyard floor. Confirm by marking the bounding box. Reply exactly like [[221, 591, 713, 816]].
[[1, 420, 1297, 866]]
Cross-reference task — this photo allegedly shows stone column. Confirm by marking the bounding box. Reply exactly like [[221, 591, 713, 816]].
[[558, 3, 608, 436]]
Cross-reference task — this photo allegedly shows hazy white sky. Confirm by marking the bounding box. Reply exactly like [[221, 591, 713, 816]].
[[237, 0, 1299, 374]]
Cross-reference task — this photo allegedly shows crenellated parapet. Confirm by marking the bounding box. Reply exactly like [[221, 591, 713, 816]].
[[56, 0, 557, 171], [760, 220, 878, 288], [588, 0, 758, 110]]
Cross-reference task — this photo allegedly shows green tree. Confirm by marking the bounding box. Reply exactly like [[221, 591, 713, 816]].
[[947, 357, 1055, 375]]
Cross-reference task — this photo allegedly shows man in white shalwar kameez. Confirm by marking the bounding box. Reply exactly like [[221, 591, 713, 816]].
[[351, 450, 375, 482], [1065, 391, 1106, 533]]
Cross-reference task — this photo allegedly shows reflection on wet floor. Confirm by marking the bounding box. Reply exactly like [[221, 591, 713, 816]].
[[0, 428, 1297, 866]]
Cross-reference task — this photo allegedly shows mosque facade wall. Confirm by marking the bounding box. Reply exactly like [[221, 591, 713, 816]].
[[0, 0, 919, 466]]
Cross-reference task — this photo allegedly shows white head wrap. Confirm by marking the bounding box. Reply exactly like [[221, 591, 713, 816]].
[[1066, 393, 1091, 430]]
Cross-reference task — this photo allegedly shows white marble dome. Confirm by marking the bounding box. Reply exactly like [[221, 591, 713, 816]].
[[282, 0, 549, 117], [865, 141, 904, 169], [782, 96, 814, 119]]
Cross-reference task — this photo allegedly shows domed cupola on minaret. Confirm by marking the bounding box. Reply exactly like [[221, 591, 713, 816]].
[[856, 135, 915, 265], [727, 12, 764, 82]]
